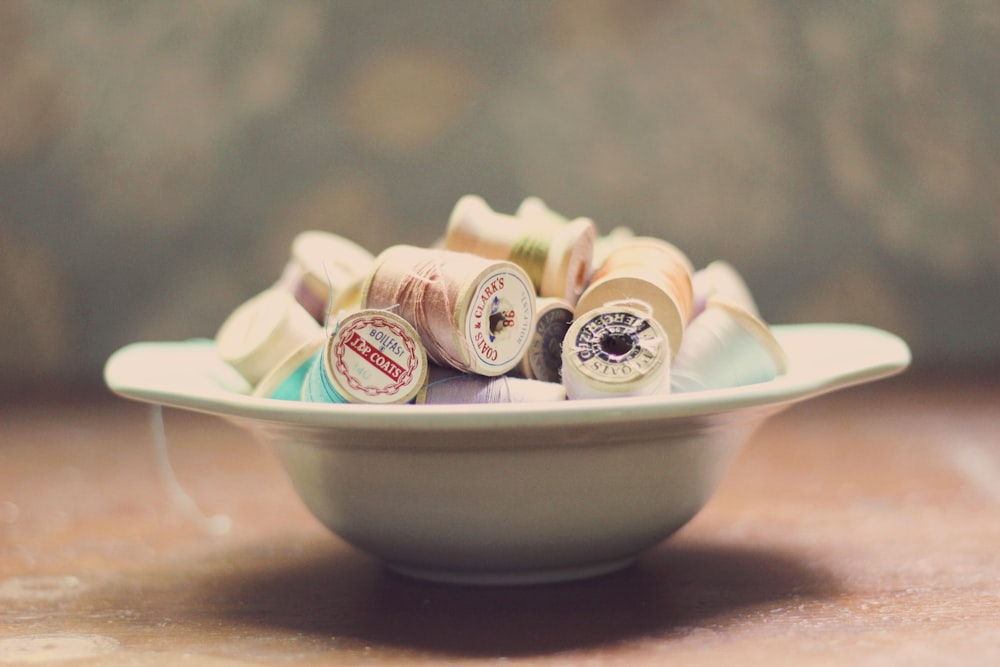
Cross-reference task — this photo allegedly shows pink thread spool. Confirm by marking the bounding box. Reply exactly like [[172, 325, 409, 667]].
[[417, 364, 566, 404], [275, 230, 375, 323], [512, 297, 574, 383], [575, 237, 695, 358], [302, 309, 428, 404], [561, 302, 671, 400], [445, 194, 596, 306], [691, 260, 759, 319], [670, 297, 787, 393], [215, 287, 322, 386], [361, 245, 536, 376]]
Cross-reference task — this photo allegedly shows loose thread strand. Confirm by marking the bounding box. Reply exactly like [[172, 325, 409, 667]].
[[149, 405, 231, 536]]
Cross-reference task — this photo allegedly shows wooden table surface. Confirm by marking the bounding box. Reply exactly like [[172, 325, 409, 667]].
[[2, 374, 999, 666]]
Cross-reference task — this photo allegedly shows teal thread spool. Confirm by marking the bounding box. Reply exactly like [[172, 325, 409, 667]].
[[302, 345, 349, 403]]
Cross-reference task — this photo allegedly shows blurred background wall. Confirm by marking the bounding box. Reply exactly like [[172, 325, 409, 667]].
[[1, 0, 997, 390]]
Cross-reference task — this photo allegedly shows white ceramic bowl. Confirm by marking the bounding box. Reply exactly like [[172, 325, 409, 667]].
[[105, 323, 909, 585]]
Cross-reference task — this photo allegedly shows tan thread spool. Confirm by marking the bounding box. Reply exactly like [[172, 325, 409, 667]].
[[445, 194, 596, 306], [591, 226, 636, 273], [361, 245, 536, 376], [575, 237, 694, 358]]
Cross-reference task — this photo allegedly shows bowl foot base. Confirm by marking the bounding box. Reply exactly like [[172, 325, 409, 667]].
[[384, 556, 637, 586]]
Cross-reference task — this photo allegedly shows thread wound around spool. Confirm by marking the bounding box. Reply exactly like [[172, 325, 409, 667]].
[[324, 310, 427, 403]]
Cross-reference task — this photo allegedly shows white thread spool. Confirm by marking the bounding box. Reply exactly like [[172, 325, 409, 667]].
[[670, 297, 788, 393], [575, 237, 694, 358], [361, 245, 536, 377], [417, 364, 566, 404], [561, 303, 671, 400], [276, 230, 375, 323], [514, 297, 574, 383], [252, 334, 325, 400], [691, 260, 759, 319], [303, 309, 428, 404], [215, 287, 322, 386], [446, 194, 596, 305]]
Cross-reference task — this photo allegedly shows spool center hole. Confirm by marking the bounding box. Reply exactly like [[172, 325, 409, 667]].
[[600, 333, 634, 357], [489, 312, 505, 335]]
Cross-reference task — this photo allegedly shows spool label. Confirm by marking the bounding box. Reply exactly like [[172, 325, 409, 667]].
[[571, 310, 661, 380], [331, 312, 425, 402], [465, 268, 534, 372]]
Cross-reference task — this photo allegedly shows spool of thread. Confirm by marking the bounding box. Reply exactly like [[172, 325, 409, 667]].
[[691, 260, 759, 319], [302, 309, 428, 404], [416, 364, 566, 404], [515, 196, 566, 225], [513, 297, 574, 383], [561, 303, 671, 400], [215, 287, 322, 386], [575, 237, 694, 358], [591, 226, 636, 273], [670, 297, 787, 393], [361, 245, 535, 376], [251, 334, 325, 401], [445, 194, 596, 305], [275, 230, 375, 323]]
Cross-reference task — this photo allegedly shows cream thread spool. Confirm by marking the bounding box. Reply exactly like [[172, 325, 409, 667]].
[[215, 287, 322, 386], [513, 297, 574, 383], [275, 230, 375, 323], [302, 309, 428, 404], [445, 194, 596, 305], [515, 196, 566, 225], [361, 245, 535, 377], [575, 237, 694, 358], [561, 302, 671, 400], [252, 334, 326, 400], [691, 260, 759, 319], [416, 364, 566, 404], [670, 297, 788, 393]]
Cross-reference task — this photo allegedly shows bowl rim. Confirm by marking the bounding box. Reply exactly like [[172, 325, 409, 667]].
[[104, 322, 910, 433]]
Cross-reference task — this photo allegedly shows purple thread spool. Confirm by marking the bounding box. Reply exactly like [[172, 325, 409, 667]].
[[418, 364, 565, 404]]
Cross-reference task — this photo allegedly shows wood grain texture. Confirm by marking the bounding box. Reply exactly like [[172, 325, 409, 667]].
[[2, 376, 998, 665]]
